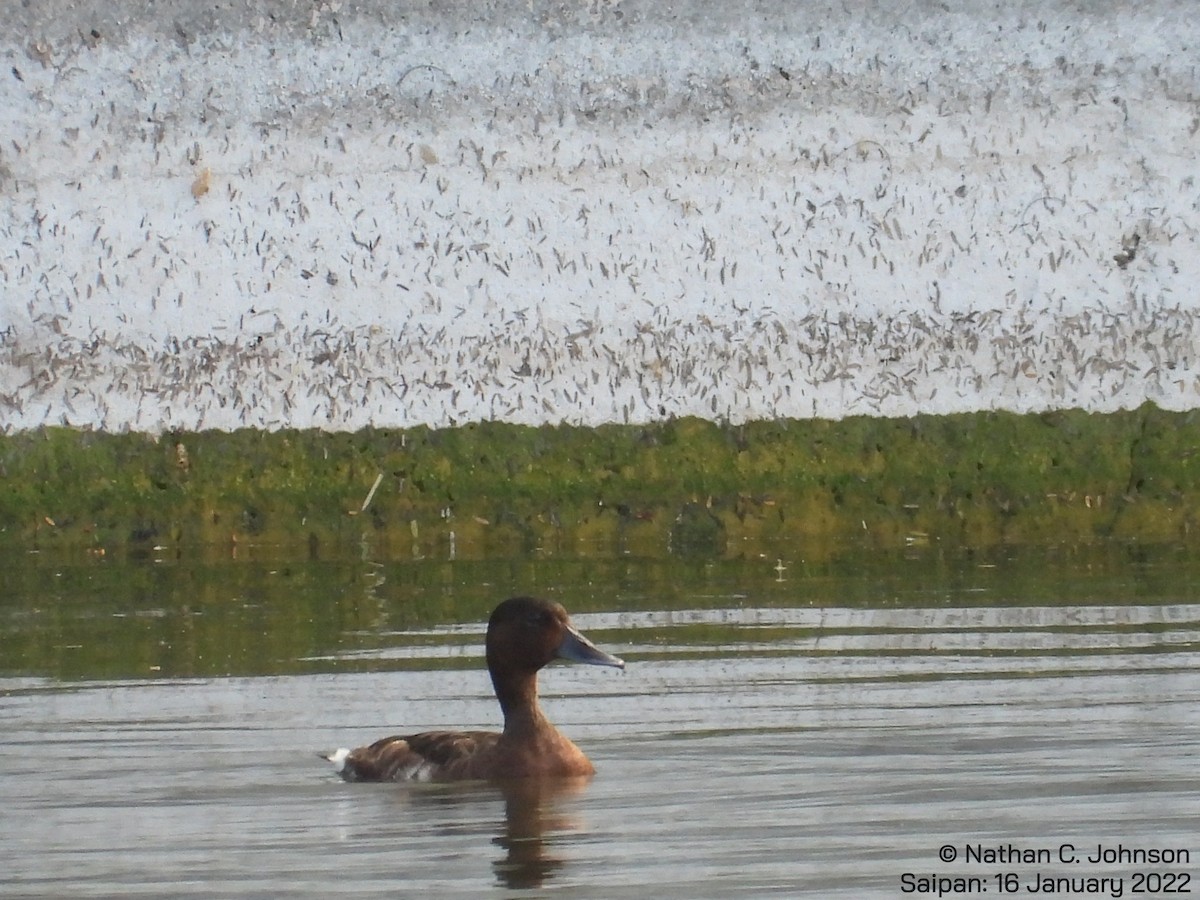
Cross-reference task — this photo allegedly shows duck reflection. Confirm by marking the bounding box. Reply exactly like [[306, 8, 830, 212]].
[[490, 777, 588, 889], [363, 775, 592, 889]]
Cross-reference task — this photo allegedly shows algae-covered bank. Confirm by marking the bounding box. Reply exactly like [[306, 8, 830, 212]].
[[4, 1, 1198, 551], [2, 406, 1196, 557]]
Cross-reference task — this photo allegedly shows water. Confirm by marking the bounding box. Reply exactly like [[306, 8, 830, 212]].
[[2, 542, 1198, 897]]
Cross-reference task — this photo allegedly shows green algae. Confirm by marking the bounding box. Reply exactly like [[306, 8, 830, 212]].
[[1, 404, 1197, 557]]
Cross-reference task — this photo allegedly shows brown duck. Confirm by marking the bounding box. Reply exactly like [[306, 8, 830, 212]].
[[322, 596, 624, 781]]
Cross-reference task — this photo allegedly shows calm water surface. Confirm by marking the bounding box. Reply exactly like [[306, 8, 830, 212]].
[[2, 542, 1198, 897]]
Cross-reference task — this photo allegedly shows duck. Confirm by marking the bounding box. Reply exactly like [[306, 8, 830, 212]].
[[322, 596, 625, 781]]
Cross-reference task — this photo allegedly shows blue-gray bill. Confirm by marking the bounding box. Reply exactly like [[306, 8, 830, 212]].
[[557, 625, 625, 669]]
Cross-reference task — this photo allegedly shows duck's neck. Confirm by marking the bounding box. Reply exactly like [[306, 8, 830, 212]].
[[492, 669, 550, 736]]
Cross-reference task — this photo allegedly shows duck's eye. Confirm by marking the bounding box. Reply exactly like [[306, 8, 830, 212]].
[[524, 610, 551, 629]]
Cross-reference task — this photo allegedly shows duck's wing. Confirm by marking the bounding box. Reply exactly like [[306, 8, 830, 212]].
[[323, 730, 500, 782]]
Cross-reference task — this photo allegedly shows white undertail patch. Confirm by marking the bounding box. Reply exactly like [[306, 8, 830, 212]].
[[324, 748, 351, 773]]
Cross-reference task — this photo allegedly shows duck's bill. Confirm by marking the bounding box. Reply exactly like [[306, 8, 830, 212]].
[[557, 625, 625, 670]]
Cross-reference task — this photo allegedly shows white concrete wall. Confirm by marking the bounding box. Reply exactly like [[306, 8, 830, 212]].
[[2, 0, 1197, 433]]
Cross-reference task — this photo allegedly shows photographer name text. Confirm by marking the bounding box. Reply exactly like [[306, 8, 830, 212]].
[[961, 843, 1188, 866]]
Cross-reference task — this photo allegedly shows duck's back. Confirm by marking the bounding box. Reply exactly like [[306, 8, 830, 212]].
[[325, 725, 596, 781], [328, 730, 501, 782]]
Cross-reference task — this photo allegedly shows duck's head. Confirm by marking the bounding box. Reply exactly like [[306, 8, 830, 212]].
[[486, 596, 625, 675]]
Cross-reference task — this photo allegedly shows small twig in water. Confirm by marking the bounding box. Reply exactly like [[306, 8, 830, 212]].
[[1012, 195, 1066, 236], [360, 472, 384, 513], [398, 64, 455, 88]]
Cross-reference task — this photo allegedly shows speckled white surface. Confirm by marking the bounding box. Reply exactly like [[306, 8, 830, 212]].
[[2, 1, 1197, 432]]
